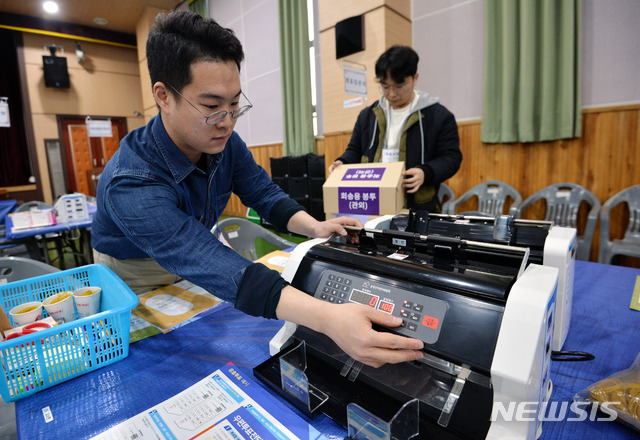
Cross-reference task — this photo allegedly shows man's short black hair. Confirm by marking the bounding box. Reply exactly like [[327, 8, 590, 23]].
[[146, 10, 244, 95], [375, 45, 419, 84]]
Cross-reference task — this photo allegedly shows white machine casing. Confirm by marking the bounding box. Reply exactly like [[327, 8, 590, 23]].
[[487, 264, 558, 440], [542, 226, 575, 351], [54, 193, 89, 223]]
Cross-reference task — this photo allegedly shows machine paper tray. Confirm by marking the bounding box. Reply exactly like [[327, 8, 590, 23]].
[[254, 327, 493, 440]]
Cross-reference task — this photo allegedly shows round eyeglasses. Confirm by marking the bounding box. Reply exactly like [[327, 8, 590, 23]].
[[378, 82, 412, 95], [166, 83, 253, 125]]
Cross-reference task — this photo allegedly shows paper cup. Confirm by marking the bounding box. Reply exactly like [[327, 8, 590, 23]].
[[43, 291, 76, 324], [73, 287, 102, 318], [9, 301, 43, 327]]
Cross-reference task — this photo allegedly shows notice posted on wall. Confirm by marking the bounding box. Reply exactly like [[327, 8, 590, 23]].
[[91, 363, 329, 440]]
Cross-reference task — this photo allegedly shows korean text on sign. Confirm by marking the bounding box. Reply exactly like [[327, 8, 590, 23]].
[[342, 167, 385, 181], [338, 187, 380, 215]]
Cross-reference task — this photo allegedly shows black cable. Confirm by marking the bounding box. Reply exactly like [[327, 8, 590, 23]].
[[551, 350, 595, 362]]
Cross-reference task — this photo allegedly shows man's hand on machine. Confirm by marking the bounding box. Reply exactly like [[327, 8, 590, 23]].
[[321, 303, 425, 367], [276, 286, 425, 368], [286, 211, 363, 240]]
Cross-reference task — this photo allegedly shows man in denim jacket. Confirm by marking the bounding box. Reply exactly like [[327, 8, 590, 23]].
[[91, 10, 423, 367]]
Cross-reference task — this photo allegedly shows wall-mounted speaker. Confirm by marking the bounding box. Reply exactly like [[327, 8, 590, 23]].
[[42, 55, 70, 88], [335, 15, 365, 59]]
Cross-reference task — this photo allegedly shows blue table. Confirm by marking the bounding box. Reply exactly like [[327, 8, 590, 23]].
[[14, 261, 640, 439], [2, 215, 93, 266], [0, 200, 17, 225]]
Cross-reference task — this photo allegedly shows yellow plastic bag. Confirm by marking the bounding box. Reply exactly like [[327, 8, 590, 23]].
[[574, 352, 640, 433]]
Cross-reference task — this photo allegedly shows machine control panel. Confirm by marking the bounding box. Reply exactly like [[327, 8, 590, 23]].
[[315, 270, 448, 344]]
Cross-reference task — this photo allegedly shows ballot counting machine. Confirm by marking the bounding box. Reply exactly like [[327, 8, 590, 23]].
[[254, 226, 558, 440], [364, 212, 576, 351]]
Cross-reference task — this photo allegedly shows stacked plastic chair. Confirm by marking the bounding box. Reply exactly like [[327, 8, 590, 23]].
[[447, 180, 522, 217], [598, 185, 640, 264], [438, 183, 456, 214], [510, 183, 600, 261]]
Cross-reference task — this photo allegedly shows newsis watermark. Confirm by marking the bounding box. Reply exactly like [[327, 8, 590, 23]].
[[491, 401, 619, 422]]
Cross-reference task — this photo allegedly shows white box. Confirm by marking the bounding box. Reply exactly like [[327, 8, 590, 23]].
[[54, 193, 89, 223]]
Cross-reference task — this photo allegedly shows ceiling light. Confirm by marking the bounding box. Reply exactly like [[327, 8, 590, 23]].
[[43, 1, 59, 14], [93, 17, 108, 26]]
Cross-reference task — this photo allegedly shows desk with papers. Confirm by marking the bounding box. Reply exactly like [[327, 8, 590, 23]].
[[2, 214, 93, 266]]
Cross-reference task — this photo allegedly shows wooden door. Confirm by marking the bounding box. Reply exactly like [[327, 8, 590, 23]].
[[58, 117, 126, 197]]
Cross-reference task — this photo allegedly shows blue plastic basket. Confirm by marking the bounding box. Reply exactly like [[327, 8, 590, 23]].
[[0, 264, 139, 402]]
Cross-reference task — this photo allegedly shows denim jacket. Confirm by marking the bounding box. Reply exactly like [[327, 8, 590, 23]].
[[92, 115, 304, 316]]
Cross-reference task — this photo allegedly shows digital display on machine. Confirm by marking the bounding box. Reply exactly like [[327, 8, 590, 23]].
[[378, 300, 394, 314], [350, 289, 379, 307], [318, 270, 448, 345]]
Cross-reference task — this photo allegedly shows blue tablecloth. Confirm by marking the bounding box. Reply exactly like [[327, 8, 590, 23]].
[[0, 200, 17, 226], [13, 261, 640, 439]]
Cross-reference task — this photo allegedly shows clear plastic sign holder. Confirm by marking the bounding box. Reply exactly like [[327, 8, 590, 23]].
[[438, 366, 470, 427], [279, 340, 328, 414], [340, 357, 364, 381], [346, 399, 420, 440]]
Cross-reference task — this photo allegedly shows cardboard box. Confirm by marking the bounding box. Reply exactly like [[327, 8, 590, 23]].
[[323, 162, 405, 218]]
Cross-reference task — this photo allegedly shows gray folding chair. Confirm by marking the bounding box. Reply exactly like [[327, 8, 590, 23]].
[[213, 218, 296, 260], [14, 201, 53, 213], [509, 183, 601, 261], [438, 183, 456, 214], [0, 256, 60, 284], [598, 185, 640, 265], [447, 180, 522, 217]]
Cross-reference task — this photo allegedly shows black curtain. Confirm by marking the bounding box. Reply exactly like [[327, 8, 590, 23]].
[[0, 29, 32, 186]]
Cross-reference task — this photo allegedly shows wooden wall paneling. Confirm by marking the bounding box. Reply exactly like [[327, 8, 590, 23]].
[[222, 144, 284, 218], [139, 61, 155, 113], [103, 125, 121, 163], [614, 110, 638, 188], [454, 121, 478, 194], [135, 8, 159, 125], [136, 6, 166, 120], [69, 125, 91, 195], [592, 111, 616, 194], [316, 132, 352, 176]]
